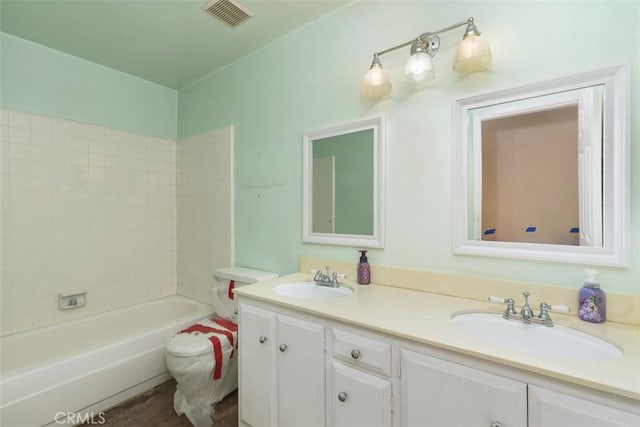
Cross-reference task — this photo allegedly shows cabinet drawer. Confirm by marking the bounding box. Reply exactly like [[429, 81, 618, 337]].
[[331, 362, 392, 427], [332, 328, 391, 377]]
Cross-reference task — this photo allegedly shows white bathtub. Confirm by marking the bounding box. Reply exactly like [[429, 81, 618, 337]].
[[0, 295, 214, 426]]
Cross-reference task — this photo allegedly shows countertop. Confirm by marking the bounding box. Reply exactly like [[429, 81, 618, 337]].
[[235, 273, 640, 401]]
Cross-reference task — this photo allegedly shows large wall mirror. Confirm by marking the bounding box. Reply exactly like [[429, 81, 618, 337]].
[[303, 116, 385, 248], [453, 65, 630, 266]]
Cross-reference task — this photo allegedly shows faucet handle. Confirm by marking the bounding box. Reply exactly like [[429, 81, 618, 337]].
[[549, 304, 571, 313], [488, 296, 517, 318], [540, 303, 570, 314], [488, 296, 507, 304]]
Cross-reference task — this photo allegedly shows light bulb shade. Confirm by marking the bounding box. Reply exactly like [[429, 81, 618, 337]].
[[452, 34, 492, 73], [362, 64, 392, 99], [404, 51, 435, 88]]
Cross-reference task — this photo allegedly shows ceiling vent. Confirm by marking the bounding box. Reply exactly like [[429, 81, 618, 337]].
[[201, 0, 254, 28]]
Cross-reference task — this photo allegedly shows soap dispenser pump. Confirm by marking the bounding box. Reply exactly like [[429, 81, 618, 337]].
[[357, 250, 370, 285]]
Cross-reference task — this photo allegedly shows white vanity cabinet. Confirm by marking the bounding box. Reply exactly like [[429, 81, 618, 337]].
[[400, 348, 527, 427], [238, 302, 325, 427], [329, 327, 393, 427], [528, 385, 640, 427], [238, 296, 639, 427], [399, 346, 639, 427]]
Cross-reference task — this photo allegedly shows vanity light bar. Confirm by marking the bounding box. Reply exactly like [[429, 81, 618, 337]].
[[362, 17, 492, 99]]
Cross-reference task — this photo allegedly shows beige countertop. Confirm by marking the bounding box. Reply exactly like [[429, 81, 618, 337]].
[[235, 273, 640, 401]]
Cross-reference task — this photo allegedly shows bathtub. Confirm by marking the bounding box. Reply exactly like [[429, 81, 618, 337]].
[[0, 295, 214, 426]]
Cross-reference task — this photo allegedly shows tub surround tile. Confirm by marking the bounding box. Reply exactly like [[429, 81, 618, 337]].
[[0, 108, 177, 336], [176, 126, 233, 305]]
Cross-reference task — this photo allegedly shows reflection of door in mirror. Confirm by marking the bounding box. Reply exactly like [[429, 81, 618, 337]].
[[311, 130, 374, 236], [303, 115, 385, 248], [481, 106, 579, 245], [312, 156, 335, 233]]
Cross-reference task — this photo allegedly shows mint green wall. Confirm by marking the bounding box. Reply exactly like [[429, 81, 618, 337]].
[[181, 1, 639, 294], [1, 32, 176, 139], [313, 129, 374, 235]]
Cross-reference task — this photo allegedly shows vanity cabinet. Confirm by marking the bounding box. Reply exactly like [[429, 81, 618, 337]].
[[238, 297, 639, 427], [528, 385, 640, 427], [329, 327, 393, 427], [399, 346, 639, 427], [238, 303, 325, 427], [400, 348, 527, 427]]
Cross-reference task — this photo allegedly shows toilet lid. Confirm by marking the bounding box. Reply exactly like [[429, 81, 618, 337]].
[[166, 333, 215, 357]]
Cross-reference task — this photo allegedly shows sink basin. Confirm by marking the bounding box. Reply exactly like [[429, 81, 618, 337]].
[[273, 282, 353, 299], [451, 312, 622, 361]]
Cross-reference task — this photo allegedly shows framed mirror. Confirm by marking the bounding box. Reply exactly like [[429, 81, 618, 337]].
[[453, 65, 629, 266], [303, 116, 385, 248]]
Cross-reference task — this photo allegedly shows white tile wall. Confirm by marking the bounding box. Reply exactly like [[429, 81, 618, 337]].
[[176, 126, 233, 304], [0, 109, 177, 335]]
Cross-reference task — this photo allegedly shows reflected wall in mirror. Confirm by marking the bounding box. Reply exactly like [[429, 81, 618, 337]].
[[454, 65, 629, 266], [303, 116, 385, 248]]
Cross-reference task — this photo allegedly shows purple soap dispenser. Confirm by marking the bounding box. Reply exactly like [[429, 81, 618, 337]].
[[578, 269, 606, 323], [357, 250, 370, 285]]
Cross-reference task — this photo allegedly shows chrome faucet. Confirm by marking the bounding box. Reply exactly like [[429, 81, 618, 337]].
[[488, 292, 570, 327], [313, 266, 342, 288], [520, 291, 534, 323]]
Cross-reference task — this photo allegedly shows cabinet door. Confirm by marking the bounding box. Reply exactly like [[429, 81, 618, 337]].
[[277, 314, 326, 427], [331, 361, 392, 427], [529, 385, 640, 427], [239, 304, 277, 427], [400, 349, 527, 427]]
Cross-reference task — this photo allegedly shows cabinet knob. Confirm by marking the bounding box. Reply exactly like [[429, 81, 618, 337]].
[[350, 349, 361, 360], [337, 392, 348, 402], [490, 422, 503, 427], [279, 344, 288, 352], [258, 336, 267, 344]]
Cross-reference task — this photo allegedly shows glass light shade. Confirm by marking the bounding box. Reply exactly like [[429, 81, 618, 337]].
[[452, 34, 492, 73], [362, 64, 392, 99], [404, 51, 435, 88]]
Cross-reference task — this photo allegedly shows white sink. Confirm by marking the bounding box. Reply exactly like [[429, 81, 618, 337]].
[[273, 282, 353, 299], [451, 312, 622, 361]]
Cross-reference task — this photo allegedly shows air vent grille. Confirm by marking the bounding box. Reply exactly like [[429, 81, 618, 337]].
[[201, 0, 254, 27]]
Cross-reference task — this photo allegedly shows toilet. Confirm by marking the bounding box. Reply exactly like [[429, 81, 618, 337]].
[[166, 266, 278, 427]]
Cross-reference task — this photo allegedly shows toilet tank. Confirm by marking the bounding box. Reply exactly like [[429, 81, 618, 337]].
[[212, 266, 279, 321]]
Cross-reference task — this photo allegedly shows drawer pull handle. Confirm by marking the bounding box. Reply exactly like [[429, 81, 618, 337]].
[[490, 422, 503, 427], [337, 392, 348, 402], [279, 344, 288, 352], [350, 349, 361, 359], [259, 336, 267, 344]]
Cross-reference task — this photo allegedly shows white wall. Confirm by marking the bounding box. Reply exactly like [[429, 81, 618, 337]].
[[0, 109, 177, 335], [176, 126, 233, 304]]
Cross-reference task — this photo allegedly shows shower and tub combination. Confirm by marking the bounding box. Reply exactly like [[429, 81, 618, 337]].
[[0, 295, 213, 426]]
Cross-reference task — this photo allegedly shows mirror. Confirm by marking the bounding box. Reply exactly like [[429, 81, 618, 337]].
[[453, 65, 629, 266], [303, 116, 385, 248]]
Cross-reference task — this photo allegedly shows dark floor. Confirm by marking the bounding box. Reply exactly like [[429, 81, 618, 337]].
[[89, 379, 238, 427]]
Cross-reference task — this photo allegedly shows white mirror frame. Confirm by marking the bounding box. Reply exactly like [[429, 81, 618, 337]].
[[302, 116, 386, 248], [453, 65, 630, 266]]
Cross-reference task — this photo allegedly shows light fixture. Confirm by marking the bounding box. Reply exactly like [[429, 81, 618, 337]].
[[453, 19, 492, 73], [362, 53, 392, 99], [404, 36, 437, 88], [362, 17, 492, 99]]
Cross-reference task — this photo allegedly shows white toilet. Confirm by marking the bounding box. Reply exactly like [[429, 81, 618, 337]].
[[166, 266, 278, 427]]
